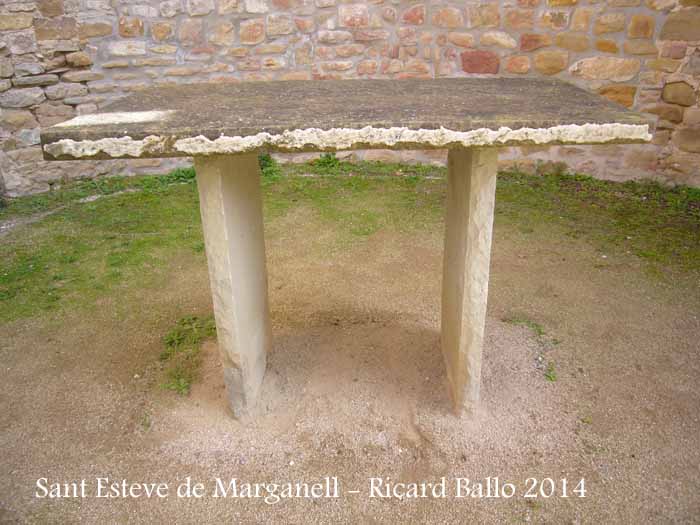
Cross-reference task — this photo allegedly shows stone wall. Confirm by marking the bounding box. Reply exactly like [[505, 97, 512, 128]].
[[0, 0, 698, 196]]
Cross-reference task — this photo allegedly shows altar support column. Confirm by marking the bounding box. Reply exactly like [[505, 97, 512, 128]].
[[194, 154, 271, 419], [441, 148, 498, 413]]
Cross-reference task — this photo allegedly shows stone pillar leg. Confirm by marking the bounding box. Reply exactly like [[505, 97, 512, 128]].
[[194, 154, 271, 419], [441, 148, 498, 413]]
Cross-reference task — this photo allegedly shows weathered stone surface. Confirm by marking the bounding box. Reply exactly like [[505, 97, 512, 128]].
[[0, 109, 38, 130], [151, 44, 178, 54], [447, 32, 474, 48], [159, 0, 182, 17], [683, 108, 700, 126], [468, 4, 500, 28], [62, 70, 103, 82], [432, 7, 464, 28], [45, 82, 89, 100], [460, 50, 499, 73], [0, 88, 46, 108], [540, 10, 569, 30], [38, 0, 65, 17], [534, 50, 568, 75], [645, 0, 675, 9], [0, 59, 14, 79], [402, 4, 425, 25], [44, 55, 66, 71], [548, 0, 577, 5], [320, 60, 352, 72], [219, 0, 240, 13], [623, 40, 658, 55], [356, 60, 377, 75], [480, 31, 516, 49], [0, 80, 11, 92], [520, 33, 551, 51], [186, 0, 215, 16], [596, 39, 619, 53], [133, 57, 177, 67], [14, 63, 45, 77], [119, 17, 144, 38], [79, 22, 113, 39], [673, 128, 700, 152], [294, 17, 314, 33], [179, 19, 204, 46], [504, 9, 534, 30], [13, 74, 59, 87], [0, 13, 33, 31], [152, 22, 173, 41], [5, 30, 37, 55], [108, 41, 147, 56], [662, 82, 696, 106], [240, 18, 265, 44], [334, 44, 363, 57], [506, 55, 530, 73], [245, 0, 268, 13], [598, 85, 637, 108], [594, 13, 625, 34], [66, 51, 92, 67], [682, 50, 700, 75], [647, 58, 681, 72], [40, 78, 650, 160], [642, 103, 684, 123], [659, 9, 700, 40], [555, 32, 589, 52], [661, 41, 687, 59], [570, 57, 641, 81], [339, 4, 369, 27], [352, 29, 389, 42], [570, 8, 591, 31], [35, 17, 78, 40], [35, 101, 76, 126], [628, 14, 655, 38], [267, 14, 294, 35], [209, 22, 235, 46]]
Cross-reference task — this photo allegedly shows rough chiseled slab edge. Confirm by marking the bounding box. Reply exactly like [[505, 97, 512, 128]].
[[43, 122, 651, 160]]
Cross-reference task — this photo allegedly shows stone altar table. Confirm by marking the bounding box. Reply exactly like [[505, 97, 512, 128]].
[[41, 78, 651, 419]]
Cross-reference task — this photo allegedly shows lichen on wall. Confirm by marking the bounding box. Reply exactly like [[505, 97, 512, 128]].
[[0, 0, 699, 195]]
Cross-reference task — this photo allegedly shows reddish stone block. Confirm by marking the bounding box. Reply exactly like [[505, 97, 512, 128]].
[[339, 4, 369, 28], [460, 50, 499, 74], [520, 33, 551, 51], [402, 4, 425, 25]]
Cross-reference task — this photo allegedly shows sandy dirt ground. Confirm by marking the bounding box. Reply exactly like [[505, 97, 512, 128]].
[[1, 203, 699, 523]]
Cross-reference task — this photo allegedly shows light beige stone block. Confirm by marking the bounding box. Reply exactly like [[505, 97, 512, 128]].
[[441, 148, 497, 412], [194, 154, 271, 419]]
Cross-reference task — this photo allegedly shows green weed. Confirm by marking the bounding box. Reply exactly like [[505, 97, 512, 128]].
[[160, 315, 216, 395]]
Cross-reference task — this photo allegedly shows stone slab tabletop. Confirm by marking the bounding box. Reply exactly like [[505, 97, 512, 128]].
[[41, 78, 652, 160]]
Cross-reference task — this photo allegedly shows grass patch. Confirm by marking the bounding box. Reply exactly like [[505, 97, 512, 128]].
[[544, 361, 557, 382], [160, 315, 216, 395], [502, 314, 547, 339], [0, 160, 698, 324], [496, 171, 700, 273], [0, 167, 196, 222]]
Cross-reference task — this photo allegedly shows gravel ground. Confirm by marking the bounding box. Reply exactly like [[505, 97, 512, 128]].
[[1, 207, 699, 523]]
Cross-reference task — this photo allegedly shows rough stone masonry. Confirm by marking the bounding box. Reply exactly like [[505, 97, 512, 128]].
[[1, 0, 699, 196]]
